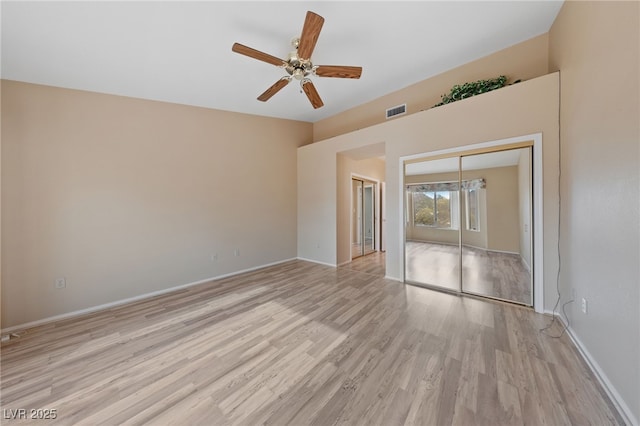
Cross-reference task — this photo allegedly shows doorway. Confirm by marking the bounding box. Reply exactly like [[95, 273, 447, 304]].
[[352, 177, 377, 259], [404, 144, 534, 307]]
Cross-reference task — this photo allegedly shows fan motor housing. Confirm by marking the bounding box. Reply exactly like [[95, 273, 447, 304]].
[[285, 51, 313, 80]]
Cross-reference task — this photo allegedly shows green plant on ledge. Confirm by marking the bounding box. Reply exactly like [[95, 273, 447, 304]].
[[433, 75, 520, 108]]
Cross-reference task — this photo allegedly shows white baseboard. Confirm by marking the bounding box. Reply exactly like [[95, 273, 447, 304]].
[[296, 257, 337, 268], [1, 257, 297, 335], [384, 275, 402, 283], [550, 312, 637, 426]]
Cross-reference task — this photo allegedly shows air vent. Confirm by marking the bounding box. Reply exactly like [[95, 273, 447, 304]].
[[386, 104, 406, 119]]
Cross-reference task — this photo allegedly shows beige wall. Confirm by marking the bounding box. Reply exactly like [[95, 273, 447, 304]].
[[549, 1, 639, 423], [1, 80, 312, 328], [0, 79, 2, 329], [298, 73, 559, 309], [336, 155, 385, 265], [405, 166, 521, 254], [313, 34, 549, 142], [482, 166, 519, 253]]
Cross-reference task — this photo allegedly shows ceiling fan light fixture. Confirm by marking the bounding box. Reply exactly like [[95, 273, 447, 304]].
[[293, 68, 305, 80]]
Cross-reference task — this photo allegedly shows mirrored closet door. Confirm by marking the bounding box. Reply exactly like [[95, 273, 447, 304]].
[[352, 178, 377, 259], [460, 148, 532, 305], [404, 157, 461, 291], [404, 146, 533, 306]]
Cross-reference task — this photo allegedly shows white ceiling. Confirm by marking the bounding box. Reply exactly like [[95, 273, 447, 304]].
[[1, 1, 563, 123], [405, 148, 526, 175]]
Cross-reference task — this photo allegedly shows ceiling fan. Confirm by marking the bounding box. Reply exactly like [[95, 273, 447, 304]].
[[231, 11, 362, 109]]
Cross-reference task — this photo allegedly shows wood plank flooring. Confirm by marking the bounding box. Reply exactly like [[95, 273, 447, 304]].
[[405, 241, 531, 305], [342, 251, 386, 277], [351, 240, 376, 259], [1, 260, 622, 425]]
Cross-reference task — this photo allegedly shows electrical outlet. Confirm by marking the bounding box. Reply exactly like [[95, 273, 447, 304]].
[[211, 253, 218, 262], [581, 298, 588, 314], [234, 249, 240, 257], [55, 277, 66, 289]]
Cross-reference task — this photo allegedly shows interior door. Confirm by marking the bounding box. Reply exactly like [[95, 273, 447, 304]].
[[381, 182, 386, 252], [363, 183, 376, 255], [352, 179, 363, 259]]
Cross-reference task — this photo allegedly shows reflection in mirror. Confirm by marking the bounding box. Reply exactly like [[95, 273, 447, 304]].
[[460, 148, 532, 305], [404, 146, 534, 306], [351, 179, 363, 258], [352, 178, 377, 259], [404, 156, 461, 292], [363, 183, 376, 255]]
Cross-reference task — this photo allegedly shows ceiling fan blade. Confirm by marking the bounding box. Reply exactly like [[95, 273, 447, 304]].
[[315, 65, 363, 79], [301, 79, 324, 109], [232, 43, 285, 67], [297, 11, 324, 60], [257, 78, 291, 102]]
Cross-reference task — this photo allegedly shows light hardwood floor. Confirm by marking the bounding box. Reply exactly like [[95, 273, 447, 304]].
[[351, 240, 376, 259], [1, 260, 621, 425], [342, 251, 386, 277], [405, 241, 531, 305]]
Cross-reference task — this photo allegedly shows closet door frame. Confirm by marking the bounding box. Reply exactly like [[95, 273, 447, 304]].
[[400, 133, 544, 313]]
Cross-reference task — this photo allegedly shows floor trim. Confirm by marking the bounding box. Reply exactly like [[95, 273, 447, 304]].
[[1, 257, 297, 335], [551, 312, 637, 426]]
